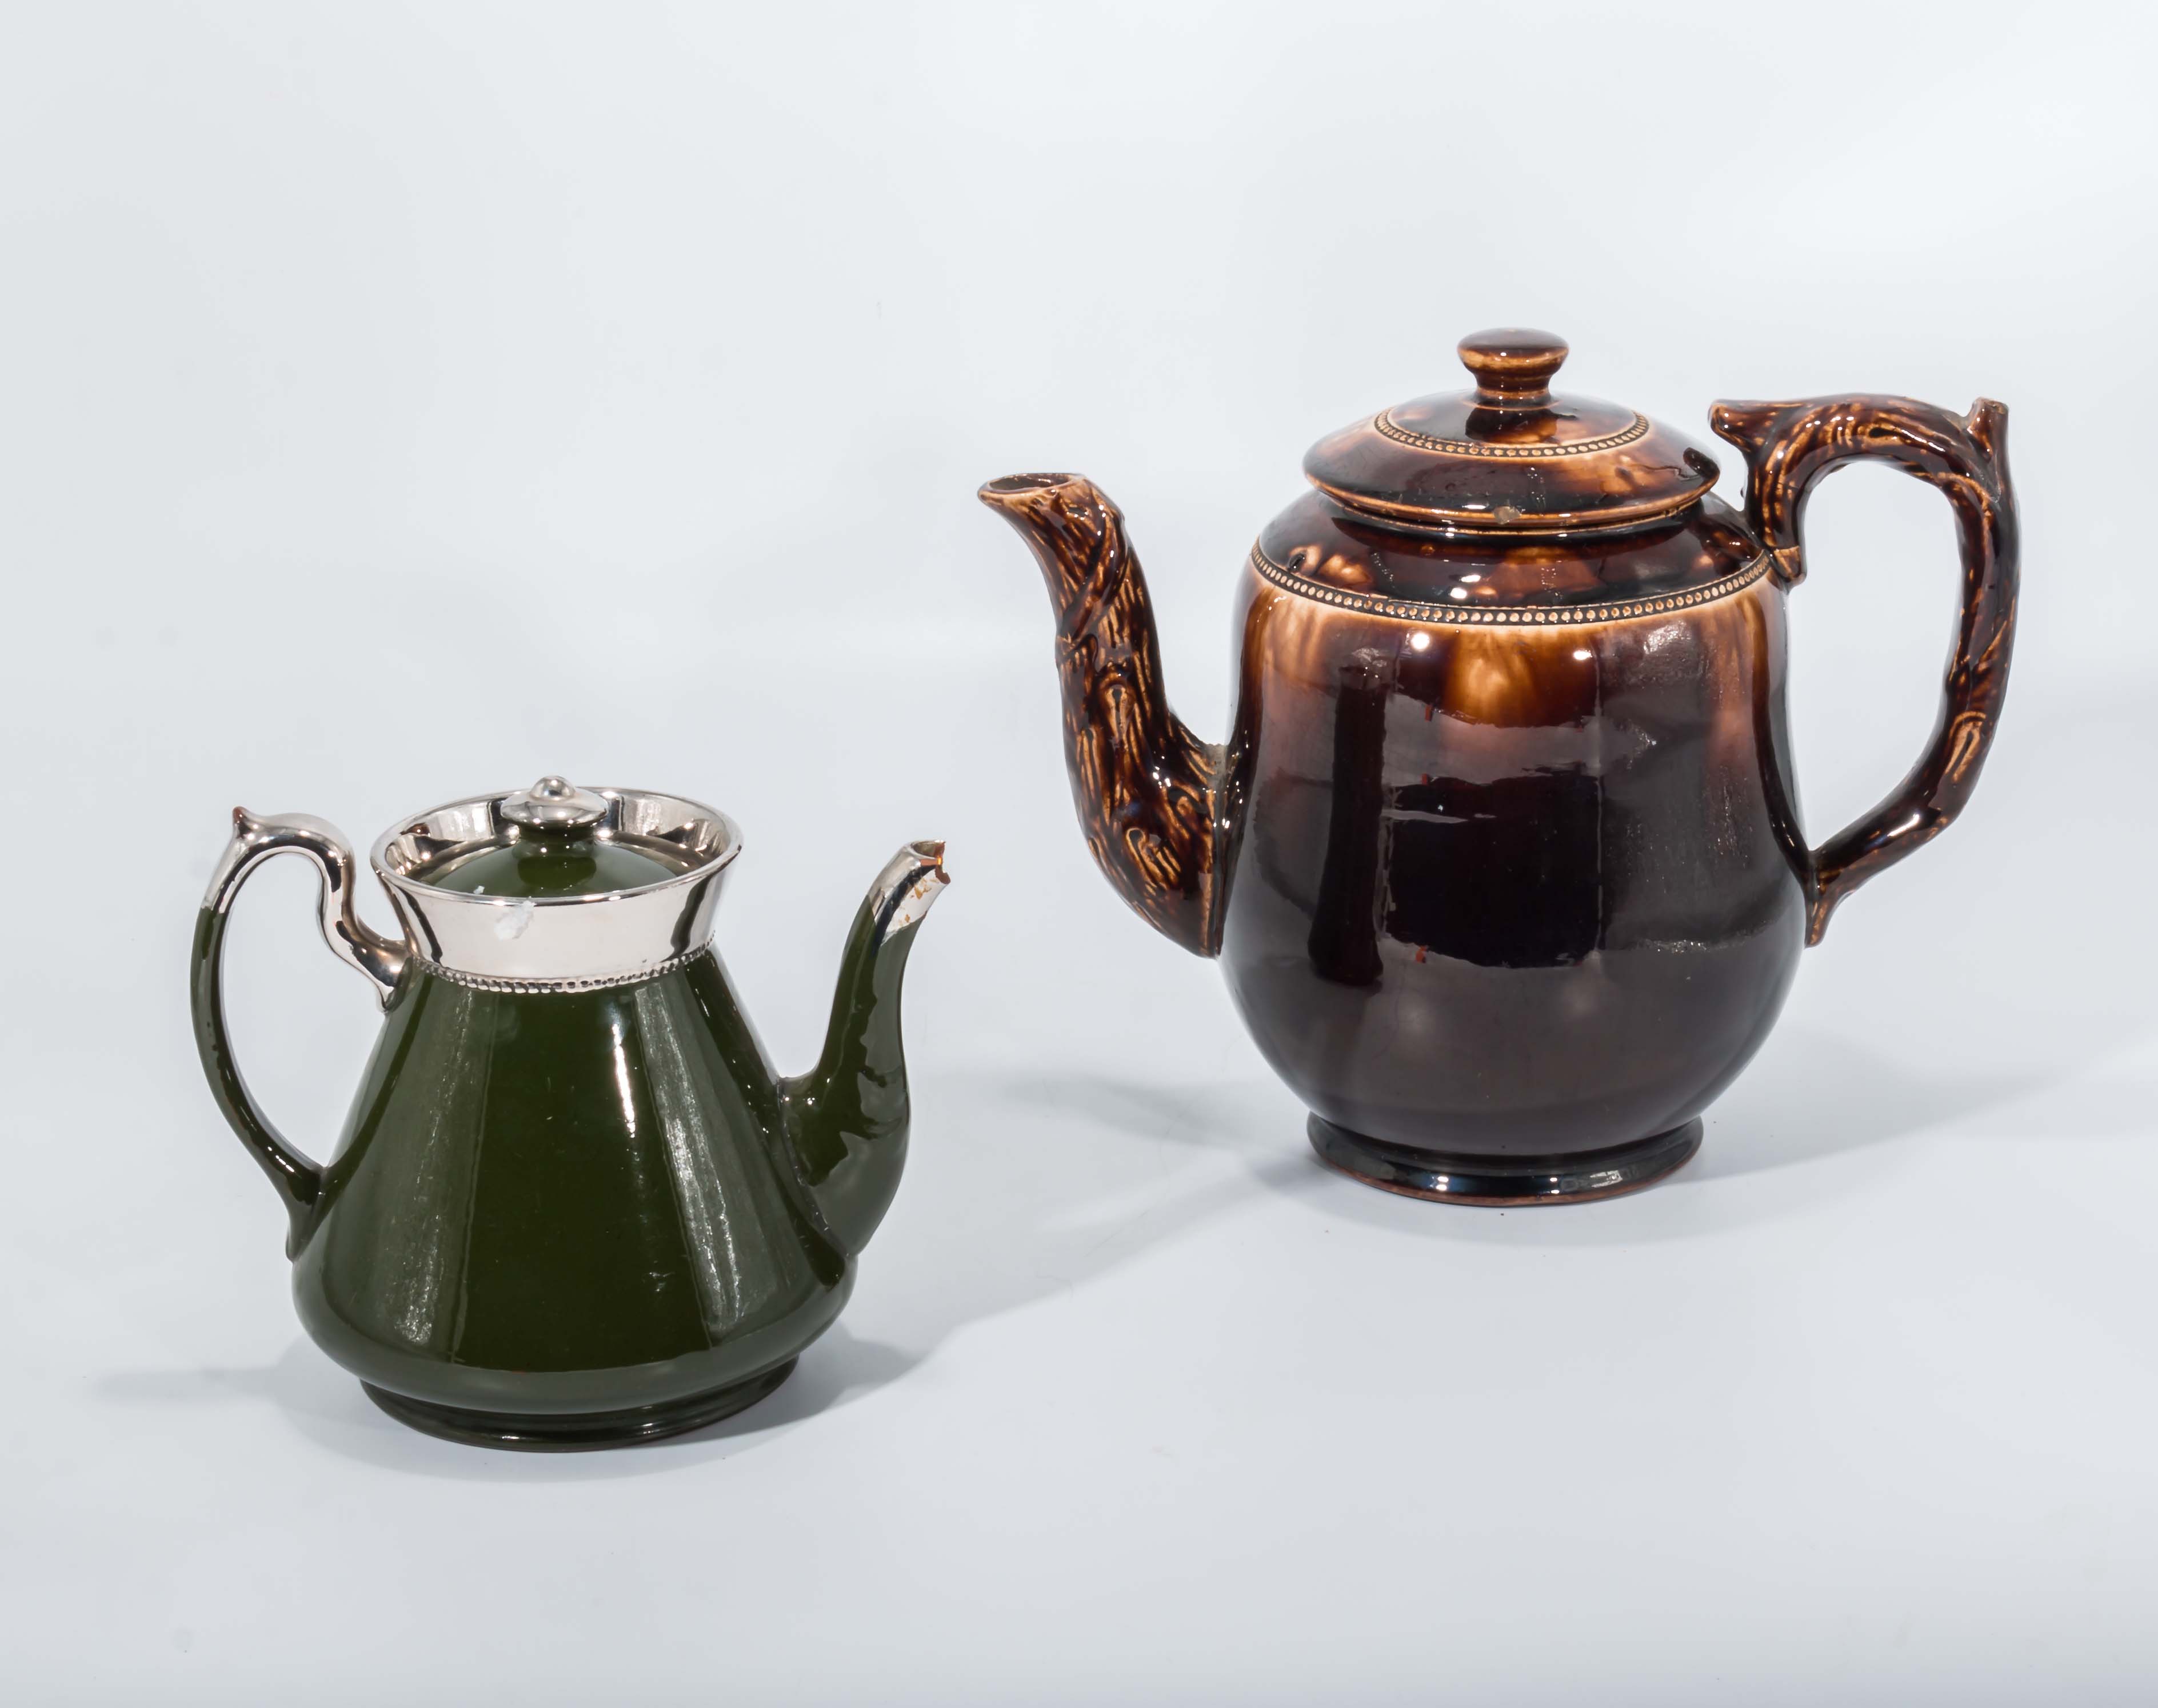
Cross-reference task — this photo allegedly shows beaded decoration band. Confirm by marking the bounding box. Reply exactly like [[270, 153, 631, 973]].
[[1372, 410, 1652, 458], [410, 944, 711, 995], [1248, 541, 1772, 627]]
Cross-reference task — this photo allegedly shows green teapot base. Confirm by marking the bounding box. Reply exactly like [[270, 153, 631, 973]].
[[361, 1359, 797, 1451], [1309, 1116, 1703, 1206]]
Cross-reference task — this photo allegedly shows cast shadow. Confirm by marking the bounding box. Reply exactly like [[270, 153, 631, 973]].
[[935, 1015, 2099, 1258], [95, 1321, 920, 1483], [1681, 1022, 2058, 1181], [1257, 1021, 2100, 1245], [100, 1069, 1298, 1475], [106, 1017, 2132, 1467]]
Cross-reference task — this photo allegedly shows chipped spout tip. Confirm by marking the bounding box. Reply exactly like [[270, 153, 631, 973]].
[[908, 838, 950, 882], [874, 839, 950, 934]]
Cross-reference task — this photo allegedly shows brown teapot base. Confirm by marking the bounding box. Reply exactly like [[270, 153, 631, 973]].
[[361, 1359, 797, 1451], [1309, 1117, 1703, 1206]]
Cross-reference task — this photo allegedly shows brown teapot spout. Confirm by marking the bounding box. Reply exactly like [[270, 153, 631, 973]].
[[978, 473, 1224, 957]]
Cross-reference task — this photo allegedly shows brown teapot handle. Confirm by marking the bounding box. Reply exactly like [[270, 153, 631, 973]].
[[1709, 394, 2019, 945]]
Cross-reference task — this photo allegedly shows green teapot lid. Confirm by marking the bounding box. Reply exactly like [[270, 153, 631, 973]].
[[420, 776, 690, 899], [1302, 328, 1721, 534]]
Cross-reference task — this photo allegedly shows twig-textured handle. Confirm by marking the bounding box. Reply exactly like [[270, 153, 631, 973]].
[[1710, 394, 2019, 943]]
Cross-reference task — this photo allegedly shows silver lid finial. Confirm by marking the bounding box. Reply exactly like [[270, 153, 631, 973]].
[[499, 775, 609, 832]]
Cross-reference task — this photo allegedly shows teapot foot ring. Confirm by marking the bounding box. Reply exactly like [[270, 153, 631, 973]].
[[361, 1359, 797, 1451], [1308, 1117, 1702, 1206]]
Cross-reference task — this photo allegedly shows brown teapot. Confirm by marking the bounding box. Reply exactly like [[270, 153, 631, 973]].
[[982, 329, 2017, 1205]]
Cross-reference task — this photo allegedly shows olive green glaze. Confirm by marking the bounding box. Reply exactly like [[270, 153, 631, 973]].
[[190, 854, 940, 1445], [423, 825, 688, 898]]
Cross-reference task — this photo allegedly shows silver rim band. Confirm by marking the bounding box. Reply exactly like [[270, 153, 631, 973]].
[[408, 943, 710, 995]]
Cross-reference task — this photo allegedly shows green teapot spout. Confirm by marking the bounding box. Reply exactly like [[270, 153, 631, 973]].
[[780, 840, 949, 1254]]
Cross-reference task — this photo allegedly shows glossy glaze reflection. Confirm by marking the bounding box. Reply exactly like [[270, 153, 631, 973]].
[[1219, 551, 1804, 1158], [191, 787, 949, 1444], [983, 329, 2019, 1202], [294, 958, 850, 1416]]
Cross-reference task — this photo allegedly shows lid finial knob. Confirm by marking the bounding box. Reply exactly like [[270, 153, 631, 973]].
[[500, 775, 610, 833], [1458, 327, 1568, 406]]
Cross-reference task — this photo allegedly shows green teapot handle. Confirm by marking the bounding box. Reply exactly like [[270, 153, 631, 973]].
[[190, 809, 407, 1255], [1709, 393, 2019, 946]]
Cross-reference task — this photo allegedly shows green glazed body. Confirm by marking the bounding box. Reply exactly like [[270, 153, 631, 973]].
[[191, 826, 942, 1445], [295, 954, 849, 1419]]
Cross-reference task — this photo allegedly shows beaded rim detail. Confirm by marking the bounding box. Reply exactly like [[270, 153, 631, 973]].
[[1372, 409, 1652, 458], [411, 943, 710, 995], [1248, 542, 1773, 627]]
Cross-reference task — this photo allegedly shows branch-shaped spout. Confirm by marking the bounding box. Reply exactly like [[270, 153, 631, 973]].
[[978, 473, 1224, 957], [780, 841, 949, 1255]]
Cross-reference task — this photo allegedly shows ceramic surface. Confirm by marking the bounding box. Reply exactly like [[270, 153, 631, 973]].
[[190, 786, 948, 1446], [982, 330, 2018, 1202]]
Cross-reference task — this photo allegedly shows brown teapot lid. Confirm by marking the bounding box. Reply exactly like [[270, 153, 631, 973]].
[[1302, 329, 1720, 533]]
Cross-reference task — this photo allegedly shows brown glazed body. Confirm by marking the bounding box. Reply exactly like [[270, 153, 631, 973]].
[[1222, 493, 1801, 1159], [983, 331, 2017, 1203]]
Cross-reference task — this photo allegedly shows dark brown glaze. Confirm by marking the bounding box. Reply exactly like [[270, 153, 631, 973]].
[[1216, 554, 1806, 1159], [1455, 327, 1572, 401], [985, 471, 1807, 1162], [983, 336, 2021, 1196], [1309, 1117, 1704, 1206], [979, 474, 1224, 957], [1259, 487, 1759, 609], [1711, 395, 2018, 942], [1304, 330, 1721, 534]]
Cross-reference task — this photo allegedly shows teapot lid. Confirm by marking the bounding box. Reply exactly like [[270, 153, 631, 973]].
[[1302, 329, 1720, 534], [369, 778, 741, 989], [407, 777, 698, 901]]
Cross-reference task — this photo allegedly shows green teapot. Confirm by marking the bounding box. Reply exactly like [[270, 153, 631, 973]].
[[190, 777, 948, 1449]]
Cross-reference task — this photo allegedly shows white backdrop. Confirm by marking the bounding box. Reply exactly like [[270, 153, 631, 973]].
[[5, 2, 2154, 1702]]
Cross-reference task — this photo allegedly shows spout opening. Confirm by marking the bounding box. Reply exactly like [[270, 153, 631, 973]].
[[978, 472, 1084, 508], [872, 838, 950, 934]]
